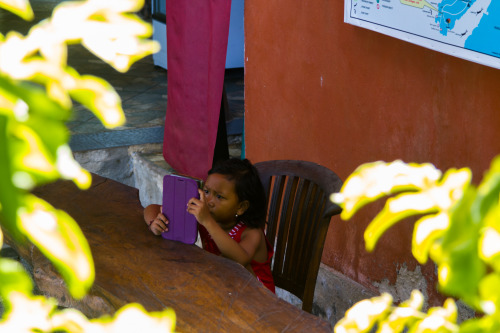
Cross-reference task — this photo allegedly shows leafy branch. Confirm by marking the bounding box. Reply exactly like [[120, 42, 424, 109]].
[[0, 0, 177, 331], [332, 156, 500, 332]]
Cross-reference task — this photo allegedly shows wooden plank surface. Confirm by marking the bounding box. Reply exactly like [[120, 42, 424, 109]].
[[6, 173, 331, 332]]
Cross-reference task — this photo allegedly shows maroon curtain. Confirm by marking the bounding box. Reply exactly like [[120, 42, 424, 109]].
[[163, 0, 232, 180]]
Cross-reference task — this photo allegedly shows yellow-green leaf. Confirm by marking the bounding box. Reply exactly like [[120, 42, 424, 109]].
[[478, 273, 500, 315], [479, 209, 500, 271], [0, 0, 33, 21], [410, 299, 458, 333], [472, 155, 500, 225], [378, 291, 426, 332], [88, 303, 176, 332], [412, 213, 450, 264], [364, 191, 440, 252], [0, 258, 34, 311], [49, 304, 177, 332], [331, 160, 442, 220], [459, 316, 500, 333], [0, 292, 58, 331], [9, 122, 59, 187], [56, 145, 91, 189], [0, 114, 22, 238], [362, 167, 470, 251], [18, 194, 94, 299], [434, 187, 484, 306], [334, 293, 393, 333], [69, 73, 125, 128]]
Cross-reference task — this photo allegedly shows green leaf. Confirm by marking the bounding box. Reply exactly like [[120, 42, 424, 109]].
[[478, 273, 500, 315], [87, 303, 176, 332], [0, 77, 71, 122], [409, 298, 458, 333], [458, 316, 500, 333], [334, 293, 393, 333], [478, 203, 500, 271], [412, 213, 450, 264], [0, 292, 58, 330], [364, 191, 439, 252], [9, 122, 59, 186], [0, 75, 66, 187], [18, 194, 94, 299], [50, 0, 159, 72], [68, 71, 126, 128], [437, 243, 484, 308], [331, 160, 442, 221], [80, 14, 160, 72], [378, 290, 425, 332], [0, 75, 91, 189], [0, 259, 34, 311], [0, 0, 34, 21], [363, 167, 471, 252], [472, 156, 500, 225], [435, 187, 484, 306], [0, 114, 23, 240]]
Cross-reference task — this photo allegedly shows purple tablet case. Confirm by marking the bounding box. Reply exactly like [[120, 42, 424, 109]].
[[161, 174, 199, 244]]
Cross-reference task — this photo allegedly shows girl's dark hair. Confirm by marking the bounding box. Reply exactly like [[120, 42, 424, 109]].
[[208, 158, 267, 229]]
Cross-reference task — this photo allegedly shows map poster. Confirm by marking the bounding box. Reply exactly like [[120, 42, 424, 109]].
[[344, 0, 500, 70]]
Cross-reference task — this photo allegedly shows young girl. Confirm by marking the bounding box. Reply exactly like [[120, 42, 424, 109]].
[[143, 158, 275, 293]]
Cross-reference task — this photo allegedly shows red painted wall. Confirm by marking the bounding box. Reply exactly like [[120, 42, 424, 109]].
[[244, 0, 500, 305]]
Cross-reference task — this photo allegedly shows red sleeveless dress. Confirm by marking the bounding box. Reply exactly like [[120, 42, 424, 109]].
[[198, 222, 275, 293]]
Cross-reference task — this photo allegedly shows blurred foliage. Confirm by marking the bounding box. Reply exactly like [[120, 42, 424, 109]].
[[0, 0, 176, 331], [332, 156, 500, 333]]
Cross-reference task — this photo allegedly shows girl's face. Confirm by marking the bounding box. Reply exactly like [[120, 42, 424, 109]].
[[203, 173, 248, 227]]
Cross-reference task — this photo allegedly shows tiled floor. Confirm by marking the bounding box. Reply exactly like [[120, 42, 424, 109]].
[[2, 0, 243, 156]]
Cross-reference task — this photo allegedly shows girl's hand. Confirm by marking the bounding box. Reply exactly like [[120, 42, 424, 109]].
[[149, 210, 169, 236], [187, 189, 212, 226]]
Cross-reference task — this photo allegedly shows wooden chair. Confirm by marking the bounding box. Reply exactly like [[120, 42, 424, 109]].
[[255, 160, 343, 313]]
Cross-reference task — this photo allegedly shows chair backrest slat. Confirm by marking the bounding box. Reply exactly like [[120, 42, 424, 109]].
[[294, 181, 317, 278], [282, 176, 306, 281], [274, 175, 298, 276], [266, 175, 285, 248]]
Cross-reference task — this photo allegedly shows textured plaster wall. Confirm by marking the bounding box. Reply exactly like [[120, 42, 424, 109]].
[[244, 0, 500, 306]]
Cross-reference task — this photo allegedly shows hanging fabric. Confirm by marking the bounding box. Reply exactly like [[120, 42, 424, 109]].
[[163, 0, 232, 180]]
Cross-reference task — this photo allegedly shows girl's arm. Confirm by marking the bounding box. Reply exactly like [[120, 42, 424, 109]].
[[202, 217, 262, 267], [143, 204, 169, 235]]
